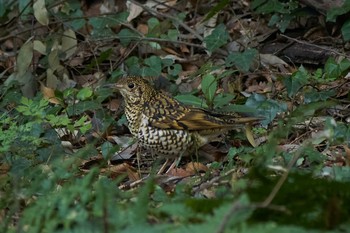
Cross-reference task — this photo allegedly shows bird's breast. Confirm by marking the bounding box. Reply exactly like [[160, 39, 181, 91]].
[[137, 114, 195, 156]]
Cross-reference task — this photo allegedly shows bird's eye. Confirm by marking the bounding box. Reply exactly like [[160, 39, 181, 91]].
[[128, 83, 135, 89]]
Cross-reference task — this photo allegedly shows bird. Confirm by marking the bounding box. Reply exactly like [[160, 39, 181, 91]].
[[111, 76, 259, 159]]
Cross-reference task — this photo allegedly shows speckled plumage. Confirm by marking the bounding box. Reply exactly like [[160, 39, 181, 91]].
[[114, 76, 258, 157]]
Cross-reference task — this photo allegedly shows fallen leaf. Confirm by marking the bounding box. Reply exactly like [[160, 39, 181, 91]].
[[40, 81, 61, 104]]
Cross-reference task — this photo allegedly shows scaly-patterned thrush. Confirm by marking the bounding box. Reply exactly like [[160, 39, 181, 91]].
[[112, 76, 259, 158]]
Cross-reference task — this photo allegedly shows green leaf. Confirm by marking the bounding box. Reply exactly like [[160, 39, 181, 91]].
[[66, 101, 101, 115], [304, 89, 335, 104], [166, 29, 179, 41], [19, 0, 32, 20], [324, 57, 341, 80], [62, 6, 85, 30], [213, 93, 235, 108], [84, 48, 113, 73], [268, 13, 294, 33], [221, 104, 259, 113], [101, 141, 114, 159], [0, 0, 11, 17], [141, 56, 162, 77], [202, 0, 230, 22], [175, 94, 208, 108], [90, 13, 128, 29], [226, 49, 258, 72], [339, 58, 350, 72], [252, 0, 289, 14], [201, 74, 217, 106], [283, 66, 309, 98], [326, 2, 350, 22], [62, 29, 77, 59], [77, 87, 93, 100], [203, 24, 229, 52], [33, 40, 46, 55], [168, 64, 182, 76], [17, 40, 33, 77], [48, 49, 60, 71], [117, 29, 140, 46], [341, 20, 350, 41], [147, 17, 160, 31], [33, 0, 49, 25], [290, 101, 335, 119], [245, 93, 287, 126]]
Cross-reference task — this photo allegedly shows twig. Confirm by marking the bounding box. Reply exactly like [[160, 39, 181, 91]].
[[260, 145, 302, 207], [215, 139, 311, 233], [280, 34, 350, 59], [128, 0, 204, 41]]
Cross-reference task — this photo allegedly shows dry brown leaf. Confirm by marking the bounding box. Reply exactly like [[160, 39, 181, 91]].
[[344, 145, 350, 166], [162, 47, 180, 56], [40, 81, 61, 104], [125, 164, 140, 181], [180, 44, 190, 53], [167, 167, 192, 177], [105, 98, 122, 111], [137, 23, 148, 35], [185, 162, 208, 173], [127, 1, 143, 22], [101, 162, 140, 180]]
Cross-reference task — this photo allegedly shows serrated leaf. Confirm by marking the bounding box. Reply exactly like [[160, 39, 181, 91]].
[[33, 0, 49, 25], [203, 24, 229, 52]]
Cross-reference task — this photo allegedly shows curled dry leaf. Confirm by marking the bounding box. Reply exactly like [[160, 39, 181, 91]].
[[126, 1, 143, 22], [167, 167, 193, 177], [185, 162, 208, 173], [40, 81, 61, 104], [104, 163, 140, 181]]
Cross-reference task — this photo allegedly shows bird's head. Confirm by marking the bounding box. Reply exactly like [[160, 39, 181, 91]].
[[112, 76, 155, 105]]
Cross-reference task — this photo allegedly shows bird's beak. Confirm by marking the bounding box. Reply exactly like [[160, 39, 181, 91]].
[[103, 83, 124, 89], [115, 83, 123, 88], [103, 83, 116, 88]]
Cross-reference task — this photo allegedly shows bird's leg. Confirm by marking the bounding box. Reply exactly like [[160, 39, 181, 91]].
[[136, 144, 141, 176], [157, 152, 184, 174], [157, 158, 171, 174], [165, 154, 183, 174]]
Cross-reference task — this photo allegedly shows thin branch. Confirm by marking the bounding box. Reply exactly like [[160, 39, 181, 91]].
[[261, 145, 302, 207], [128, 0, 204, 41], [280, 34, 350, 59], [215, 138, 315, 233]]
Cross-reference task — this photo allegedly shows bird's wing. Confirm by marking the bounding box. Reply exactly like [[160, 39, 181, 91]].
[[144, 94, 255, 131]]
